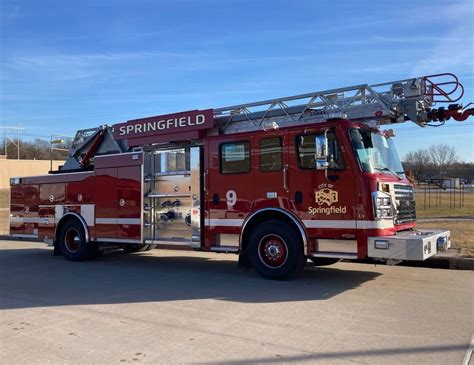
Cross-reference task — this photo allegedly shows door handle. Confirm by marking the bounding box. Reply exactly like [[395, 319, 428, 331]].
[[283, 165, 289, 192], [204, 170, 209, 195]]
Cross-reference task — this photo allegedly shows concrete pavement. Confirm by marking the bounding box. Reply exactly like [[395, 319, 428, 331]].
[[0, 240, 472, 364]]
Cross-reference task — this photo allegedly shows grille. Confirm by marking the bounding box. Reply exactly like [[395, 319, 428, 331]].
[[394, 184, 416, 224]]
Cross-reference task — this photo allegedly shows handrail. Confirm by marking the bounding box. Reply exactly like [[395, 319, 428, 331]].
[[422, 73, 464, 103]]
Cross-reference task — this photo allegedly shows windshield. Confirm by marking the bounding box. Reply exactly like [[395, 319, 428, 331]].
[[349, 128, 405, 176]]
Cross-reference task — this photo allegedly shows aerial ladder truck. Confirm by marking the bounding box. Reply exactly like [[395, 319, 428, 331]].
[[10, 72, 473, 279]]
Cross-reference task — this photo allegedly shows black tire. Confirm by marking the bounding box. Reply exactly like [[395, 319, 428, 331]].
[[248, 220, 304, 280], [58, 219, 97, 261], [123, 244, 151, 253], [309, 257, 340, 266]]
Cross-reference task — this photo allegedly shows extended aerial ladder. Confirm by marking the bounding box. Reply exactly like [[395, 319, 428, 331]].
[[214, 72, 473, 133], [60, 73, 472, 171]]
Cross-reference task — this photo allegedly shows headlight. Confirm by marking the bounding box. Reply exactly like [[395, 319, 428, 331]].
[[372, 191, 393, 220]]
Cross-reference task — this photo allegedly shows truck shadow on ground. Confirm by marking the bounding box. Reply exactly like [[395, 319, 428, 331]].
[[0, 246, 381, 310], [199, 343, 470, 364]]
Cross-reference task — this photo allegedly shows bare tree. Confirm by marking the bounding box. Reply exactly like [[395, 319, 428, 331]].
[[403, 144, 460, 182], [404, 149, 432, 183], [427, 144, 458, 177], [2, 138, 69, 160]]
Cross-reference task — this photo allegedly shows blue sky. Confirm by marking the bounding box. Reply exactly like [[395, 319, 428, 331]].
[[1, 0, 473, 161]]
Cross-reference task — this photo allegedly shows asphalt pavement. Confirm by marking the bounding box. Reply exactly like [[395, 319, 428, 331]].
[[0, 240, 472, 364]]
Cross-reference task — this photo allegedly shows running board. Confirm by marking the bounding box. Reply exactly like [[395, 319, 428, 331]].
[[209, 246, 239, 253], [310, 252, 358, 259], [145, 239, 192, 247]]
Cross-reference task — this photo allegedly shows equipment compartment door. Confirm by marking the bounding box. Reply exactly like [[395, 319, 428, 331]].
[[95, 152, 144, 242], [117, 165, 142, 241], [95, 168, 118, 239]]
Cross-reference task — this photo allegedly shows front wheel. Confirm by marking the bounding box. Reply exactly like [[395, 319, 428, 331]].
[[248, 220, 304, 280]]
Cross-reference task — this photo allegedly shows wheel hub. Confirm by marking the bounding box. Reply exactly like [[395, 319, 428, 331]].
[[266, 243, 281, 258], [65, 228, 81, 253], [258, 235, 288, 268]]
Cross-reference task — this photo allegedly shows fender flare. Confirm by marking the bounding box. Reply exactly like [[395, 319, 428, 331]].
[[240, 207, 308, 254], [55, 212, 90, 244]]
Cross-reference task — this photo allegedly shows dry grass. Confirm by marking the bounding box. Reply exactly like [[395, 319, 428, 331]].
[[415, 190, 474, 219], [0, 189, 9, 235], [416, 221, 473, 257], [0, 189, 9, 208], [414, 190, 474, 256]]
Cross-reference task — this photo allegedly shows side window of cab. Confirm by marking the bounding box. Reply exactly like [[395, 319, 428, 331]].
[[219, 141, 251, 174], [297, 131, 344, 169]]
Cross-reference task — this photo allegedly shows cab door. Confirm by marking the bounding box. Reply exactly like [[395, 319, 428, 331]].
[[205, 136, 254, 249], [253, 132, 290, 210], [287, 126, 358, 254]]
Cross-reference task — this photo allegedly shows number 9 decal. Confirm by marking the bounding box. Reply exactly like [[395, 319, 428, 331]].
[[226, 190, 237, 207]]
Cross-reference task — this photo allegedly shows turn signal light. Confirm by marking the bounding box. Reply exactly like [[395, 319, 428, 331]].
[[374, 240, 389, 249]]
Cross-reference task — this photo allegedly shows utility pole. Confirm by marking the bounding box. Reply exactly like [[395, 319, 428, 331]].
[[0, 124, 24, 159], [50, 133, 71, 171], [17, 121, 20, 160], [3, 122, 6, 157]]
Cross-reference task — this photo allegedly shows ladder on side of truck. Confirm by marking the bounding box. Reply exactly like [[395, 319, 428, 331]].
[[213, 73, 472, 134]]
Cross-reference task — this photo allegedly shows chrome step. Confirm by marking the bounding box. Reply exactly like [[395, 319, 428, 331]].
[[209, 246, 239, 253], [145, 239, 192, 247]]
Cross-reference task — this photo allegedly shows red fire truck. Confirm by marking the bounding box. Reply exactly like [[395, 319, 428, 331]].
[[9, 73, 473, 279]]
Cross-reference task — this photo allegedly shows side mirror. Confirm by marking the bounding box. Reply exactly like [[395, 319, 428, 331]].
[[315, 132, 329, 170]]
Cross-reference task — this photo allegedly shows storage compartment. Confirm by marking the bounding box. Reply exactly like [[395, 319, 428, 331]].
[[143, 147, 202, 247]]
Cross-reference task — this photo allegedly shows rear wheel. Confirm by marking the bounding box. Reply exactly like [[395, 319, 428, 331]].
[[248, 220, 304, 280], [58, 220, 97, 261]]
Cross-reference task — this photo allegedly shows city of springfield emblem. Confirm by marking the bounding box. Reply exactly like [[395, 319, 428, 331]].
[[308, 184, 347, 215], [315, 188, 338, 206]]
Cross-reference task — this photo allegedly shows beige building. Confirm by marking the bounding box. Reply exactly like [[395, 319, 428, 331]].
[[0, 159, 65, 235], [0, 159, 64, 189]]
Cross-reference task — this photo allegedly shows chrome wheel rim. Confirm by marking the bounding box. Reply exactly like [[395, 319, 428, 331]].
[[258, 234, 288, 269], [64, 228, 81, 253]]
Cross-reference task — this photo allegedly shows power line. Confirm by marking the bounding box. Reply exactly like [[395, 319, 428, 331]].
[[394, 123, 474, 131]]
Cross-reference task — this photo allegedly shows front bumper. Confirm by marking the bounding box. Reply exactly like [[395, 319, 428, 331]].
[[368, 229, 451, 261]]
